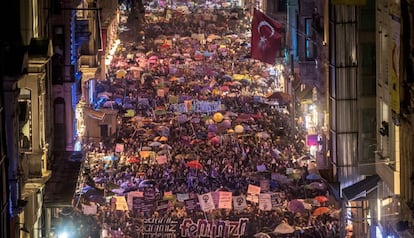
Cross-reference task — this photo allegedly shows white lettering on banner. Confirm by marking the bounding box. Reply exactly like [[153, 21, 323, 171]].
[[127, 191, 144, 210], [218, 191, 232, 209], [142, 218, 178, 237], [259, 193, 272, 211], [193, 100, 220, 113], [168, 101, 222, 113], [169, 103, 187, 113], [176, 193, 190, 202], [246, 184, 261, 203], [247, 184, 261, 194], [179, 218, 249, 238]]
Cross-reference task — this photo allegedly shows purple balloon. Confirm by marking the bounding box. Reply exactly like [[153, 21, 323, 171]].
[[221, 119, 231, 129], [208, 124, 217, 132]]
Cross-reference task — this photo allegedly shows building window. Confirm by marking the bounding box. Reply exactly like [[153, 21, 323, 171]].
[[360, 108, 376, 162], [305, 18, 315, 60], [359, 0, 375, 31], [360, 43, 376, 96], [52, 26, 65, 84], [276, 0, 287, 13]]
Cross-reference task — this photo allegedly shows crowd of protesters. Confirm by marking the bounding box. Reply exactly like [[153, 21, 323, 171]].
[[72, 1, 342, 237]]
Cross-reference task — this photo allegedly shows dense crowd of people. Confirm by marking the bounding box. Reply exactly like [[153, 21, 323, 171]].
[[72, 1, 341, 237]]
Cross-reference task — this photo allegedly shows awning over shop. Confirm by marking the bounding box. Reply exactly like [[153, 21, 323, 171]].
[[44, 151, 81, 207], [85, 108, 106, 120], [28, 38, 53, 58], [342, 175, 380, 201]]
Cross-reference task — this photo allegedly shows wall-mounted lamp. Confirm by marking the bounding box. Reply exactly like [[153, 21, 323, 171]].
[[410, 172, 414, 185], [379, 121, 389, 136], [16, 223, 30, 234], [21, 226, 30, 234]]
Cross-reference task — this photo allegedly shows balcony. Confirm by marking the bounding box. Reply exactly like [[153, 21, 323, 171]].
[[75, 20, 91, 45], [79, 54, 98, 68]]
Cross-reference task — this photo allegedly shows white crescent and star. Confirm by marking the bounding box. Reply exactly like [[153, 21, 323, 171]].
[[257, 20, 275, 49]]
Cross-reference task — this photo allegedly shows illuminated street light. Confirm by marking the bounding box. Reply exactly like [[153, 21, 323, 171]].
[[57, 231, 68, 238]]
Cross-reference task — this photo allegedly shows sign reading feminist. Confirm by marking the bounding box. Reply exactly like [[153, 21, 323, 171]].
[[179, 218, 249, 238]]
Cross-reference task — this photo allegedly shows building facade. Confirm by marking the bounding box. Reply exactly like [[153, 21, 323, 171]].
[[285, 0, 410, 236], [1, 0, 55, 237], [0, 73, 8, 238], [50, 0, 93, 151], [375, 0, 414, 237], [43, 0, 118, 237], [326, 0, 414, 237], [0, 0, 118, 237], [327, 0, 378, 237], [285, 0, 331, 179], [49, 0, 120, 151], [79, 0, 121, 144]]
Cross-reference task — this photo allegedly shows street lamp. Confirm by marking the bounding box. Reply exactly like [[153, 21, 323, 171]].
[[57, 231, 69, 238]]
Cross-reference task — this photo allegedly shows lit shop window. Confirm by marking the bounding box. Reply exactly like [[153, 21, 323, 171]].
[[19, 88, 32, 151]]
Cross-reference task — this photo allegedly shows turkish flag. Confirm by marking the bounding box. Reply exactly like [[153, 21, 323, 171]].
[[251, 8, 282, 64]]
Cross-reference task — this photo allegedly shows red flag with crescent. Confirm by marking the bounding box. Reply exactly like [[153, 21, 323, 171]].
[[251, 8, 283, 64]]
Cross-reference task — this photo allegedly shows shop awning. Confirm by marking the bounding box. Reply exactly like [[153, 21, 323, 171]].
[[342, 175, 380, 201], [85, 108, 106, 120], [28, 38, 53, 58], [44, 151, 81, 207]]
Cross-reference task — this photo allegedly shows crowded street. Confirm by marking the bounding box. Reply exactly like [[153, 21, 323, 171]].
[[73, 1, 341, 237]]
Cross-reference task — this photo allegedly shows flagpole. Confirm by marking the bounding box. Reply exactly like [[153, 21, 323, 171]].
[[288, 54, 296, 136], [203, 211, 208, 221]]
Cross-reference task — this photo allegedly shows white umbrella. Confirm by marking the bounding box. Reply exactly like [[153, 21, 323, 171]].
[[103, 101, 116, 108], [159, 144, 172, 150], [111, 188, 125, 195], [120, 181, 130, 188], [149, 141, 162, 147], [273, 222, 295, 234], [255, 132, 271, 139], [138, 179, 157, 188], [298, 154, 314, 161], [254, 233, 271, 238], [97, 91, 112, 99], [297, 199, 313, 210], [157, 150, 169, 155], [256, 81, 268, 87]]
